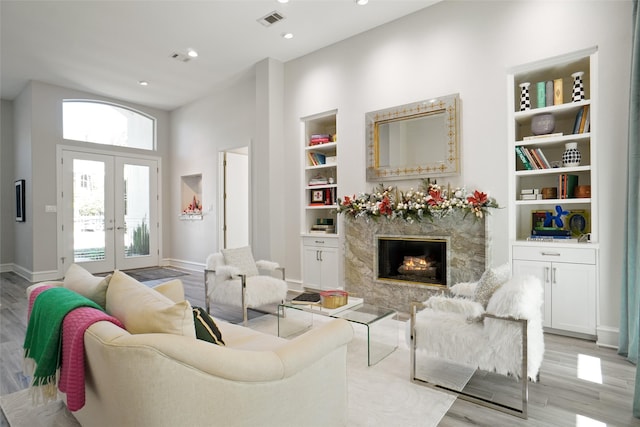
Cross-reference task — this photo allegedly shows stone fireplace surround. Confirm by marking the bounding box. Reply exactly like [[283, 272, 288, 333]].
[[344, 212, 491, 315]]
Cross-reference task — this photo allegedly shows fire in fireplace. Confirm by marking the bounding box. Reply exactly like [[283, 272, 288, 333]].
[[377, 236, 447, 286]]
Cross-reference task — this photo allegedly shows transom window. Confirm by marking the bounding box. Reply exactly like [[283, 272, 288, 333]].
[[63, 100, 155, 150]]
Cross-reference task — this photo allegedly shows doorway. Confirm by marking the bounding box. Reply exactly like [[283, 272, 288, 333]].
[[220, 147, 249, 249], [60, 148, 159, 274]]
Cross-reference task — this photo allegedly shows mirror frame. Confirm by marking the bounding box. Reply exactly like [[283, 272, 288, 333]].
[[366, 93, 460, 181]]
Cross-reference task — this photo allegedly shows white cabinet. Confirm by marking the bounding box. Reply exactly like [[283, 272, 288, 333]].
[[508, 48, 599, 340], [302, 236, 339, 290], [513, 245, 596, 337]]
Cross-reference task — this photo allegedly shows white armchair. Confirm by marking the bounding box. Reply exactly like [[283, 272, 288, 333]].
[[410, 270, 544, 419], [204, 246, 288, 325]]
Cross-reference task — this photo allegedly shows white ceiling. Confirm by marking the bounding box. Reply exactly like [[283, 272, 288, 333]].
[[1, 0, 439, 111]]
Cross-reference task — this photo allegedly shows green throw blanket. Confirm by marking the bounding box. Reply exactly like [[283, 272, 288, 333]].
[[23, 287, 102, 402]]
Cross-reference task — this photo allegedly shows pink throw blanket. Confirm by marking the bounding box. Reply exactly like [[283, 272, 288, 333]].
[[27, 285, 124, 411], [59, 307, 124, 411]]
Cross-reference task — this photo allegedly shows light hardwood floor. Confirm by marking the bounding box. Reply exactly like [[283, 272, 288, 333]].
[[1, 270, 638, 426]]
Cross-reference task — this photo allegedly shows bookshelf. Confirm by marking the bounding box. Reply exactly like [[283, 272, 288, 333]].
[[507, 48, 598, 338], [301, 111, 341, 290]]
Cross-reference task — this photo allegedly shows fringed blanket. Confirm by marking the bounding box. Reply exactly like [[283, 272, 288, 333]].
[[23, 286, 122, 409], [59, 306, 123, 411]]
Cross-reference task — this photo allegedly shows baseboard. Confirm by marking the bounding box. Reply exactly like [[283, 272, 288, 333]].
[[0, 263, 14, 273], [164, 258, 205, 272], [596, 326, 619, 349], [6, 264, 60, 283]]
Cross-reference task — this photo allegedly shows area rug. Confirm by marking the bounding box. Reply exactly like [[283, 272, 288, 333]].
[[121, 266, 187, 282], [1, 316, 455, 427], [0, 389, 80, 427], [247, 314, 457, 427]]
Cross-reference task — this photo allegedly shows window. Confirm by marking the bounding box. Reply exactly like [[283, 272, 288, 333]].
[[63, 100, 155, 150]]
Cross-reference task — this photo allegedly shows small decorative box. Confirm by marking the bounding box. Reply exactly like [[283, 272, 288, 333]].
[[320, 290, 348, 309]]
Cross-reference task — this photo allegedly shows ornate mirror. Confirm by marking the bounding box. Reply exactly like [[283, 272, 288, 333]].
[[366, 93, 460, 181]]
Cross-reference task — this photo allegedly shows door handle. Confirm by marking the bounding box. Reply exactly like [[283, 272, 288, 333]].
[[106, 227, 114, 231], [551, 267, 557, 284], [544, 266, 550, 283], [116, 226, 126, 230], [319, 250, 323, 262]]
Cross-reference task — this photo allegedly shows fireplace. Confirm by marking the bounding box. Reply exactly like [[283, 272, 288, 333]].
[[376, 236, 448, 287], [344, 212, 490, 315]]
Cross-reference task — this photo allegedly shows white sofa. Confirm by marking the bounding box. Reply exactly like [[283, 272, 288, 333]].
[[26, 269, 353, 427]]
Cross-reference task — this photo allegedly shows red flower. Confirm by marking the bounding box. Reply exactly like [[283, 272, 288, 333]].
[[342, 196, 352, 206], [379, 196, 392, 216], [467, 190, 488, 206], [427, 189, 444, 206]]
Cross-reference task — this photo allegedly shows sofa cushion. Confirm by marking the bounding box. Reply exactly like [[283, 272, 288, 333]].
[[473, 263, 511, 308], [63, 263, 111, 308], [106, 270, 195, 337], [152, 279, 185, 303], [222, 246, 259, 277], [192, 307, 225, 345]]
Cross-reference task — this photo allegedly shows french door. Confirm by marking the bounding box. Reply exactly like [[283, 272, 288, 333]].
[[61, 149, 159, 274]]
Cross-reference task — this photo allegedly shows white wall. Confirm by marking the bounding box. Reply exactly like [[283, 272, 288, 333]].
[[3, 81, 171, 279], [281, 0, 632, 345], [1, 100, 16, 268], [169, 70, 257, 267]]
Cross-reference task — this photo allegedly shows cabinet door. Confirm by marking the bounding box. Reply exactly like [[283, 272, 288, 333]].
[[318, 246, 339, 290], [513, 260, 551, 328], [303, 246, 322, 289], [551, 263, 596, 335]]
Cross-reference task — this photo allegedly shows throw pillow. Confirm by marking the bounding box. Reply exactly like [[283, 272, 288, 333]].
[[63, 263, 111, 309], [192, 307, 225, 345], [106, 270, 195, 337], [473, 266, 510, 308], [221, 246, 259, 277], [152, 279, 185, 303]]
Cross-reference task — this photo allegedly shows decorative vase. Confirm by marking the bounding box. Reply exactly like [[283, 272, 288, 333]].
[[519, 82, 531, 111], [531, 113, 555, 135], [571, 71, 585, 102], [562, 142, 581, 167]]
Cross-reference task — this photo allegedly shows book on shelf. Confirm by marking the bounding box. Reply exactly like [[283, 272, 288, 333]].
[[534, 148, 551, 168], [545, 81, 554, 107], [572, 105, 590, 134], [531, 227, 572, 237], [521, 188, 539, 195], [521, 194, 542, 200], [553, 78, 563, 105], [583, 107, 590, 133], [523, 132, 563, 140], [531, 210, 548, 230], [307, 152, 326, 166], [515, 146, 533, 170], [536, 81, 546, 108], [558, 173, 579, 199], [308, 176, 329, 186], [526, 236, 579, 243], [526, 147, 545, 169]]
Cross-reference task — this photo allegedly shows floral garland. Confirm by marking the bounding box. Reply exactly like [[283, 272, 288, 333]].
[[337, 181, 499, 222]]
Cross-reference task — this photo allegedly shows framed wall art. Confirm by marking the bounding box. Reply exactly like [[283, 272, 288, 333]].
[[15, 179, 25, 222]]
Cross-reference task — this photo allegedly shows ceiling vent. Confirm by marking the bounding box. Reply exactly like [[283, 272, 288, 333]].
[[258, 11, 285, 27], [170, 52, 191, 63]]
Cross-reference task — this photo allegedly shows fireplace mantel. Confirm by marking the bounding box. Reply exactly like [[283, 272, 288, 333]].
[[343, 212, 491, 314]]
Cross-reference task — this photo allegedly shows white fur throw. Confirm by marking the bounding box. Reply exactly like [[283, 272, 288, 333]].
[[424, 295, 484, 320], [215, 265, 242, 279], [256, 260, 279, 271], [449, 282, 477, 298], [211, 275, 287, 308]]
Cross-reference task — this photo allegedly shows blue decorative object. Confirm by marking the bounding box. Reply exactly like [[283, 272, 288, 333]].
[[544, 205, 569, 228]]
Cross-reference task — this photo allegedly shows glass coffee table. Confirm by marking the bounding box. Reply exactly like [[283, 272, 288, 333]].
[[277, 297, 398, 366]]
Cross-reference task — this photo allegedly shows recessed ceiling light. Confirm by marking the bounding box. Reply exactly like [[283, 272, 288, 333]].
[[282, 32, 293, 39], [355, 0, 368, 5], [187, 49, 198, 58], [138, 80, 149, 86]]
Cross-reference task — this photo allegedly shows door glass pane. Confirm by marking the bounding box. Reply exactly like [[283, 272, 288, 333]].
[[123, 164, 150, 258], [73, 159, 106, 262]]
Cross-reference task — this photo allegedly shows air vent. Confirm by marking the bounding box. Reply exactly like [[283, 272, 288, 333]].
[[258, 11, 285, 27], [170, 52, 191, 63]]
